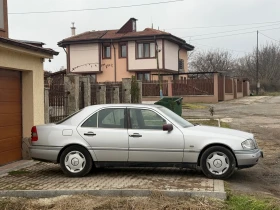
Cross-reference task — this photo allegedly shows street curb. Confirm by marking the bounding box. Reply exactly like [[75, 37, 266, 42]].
[[0, 189, 227, 200], [0, 161, 37, 177]]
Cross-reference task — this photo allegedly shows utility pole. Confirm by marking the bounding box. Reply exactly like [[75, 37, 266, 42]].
[[256, 30, 259, 95], [156, 42, 163, 98]]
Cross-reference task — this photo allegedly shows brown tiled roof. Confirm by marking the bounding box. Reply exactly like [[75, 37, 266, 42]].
[[0, 37, 59, 56], [58, 26, 194, 51], [62, 30, 108, 41], [60, 28, 171, 42]]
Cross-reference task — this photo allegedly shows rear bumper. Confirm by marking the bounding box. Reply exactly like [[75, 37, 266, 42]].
[[235, 149, 263, 168], [30, 146, 61, 163]]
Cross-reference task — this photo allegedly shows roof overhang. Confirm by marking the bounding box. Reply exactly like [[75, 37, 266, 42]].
[[0, 37, 59, 57], [58, 34, 194, 51]]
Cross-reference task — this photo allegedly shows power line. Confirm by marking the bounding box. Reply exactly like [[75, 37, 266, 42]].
[[182, 23, 280, 38], [259, 32, 280, 42], [188, 26, 280, 41], [191, 42, 250, 53], [166, 20, 280, 30], [9, 0, 184, 15]]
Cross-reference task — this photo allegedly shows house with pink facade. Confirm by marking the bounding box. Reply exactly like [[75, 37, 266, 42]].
[[58, 18, 194, 82]]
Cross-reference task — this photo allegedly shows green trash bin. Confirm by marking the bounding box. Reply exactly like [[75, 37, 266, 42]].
[[154, 97, 183, 116]]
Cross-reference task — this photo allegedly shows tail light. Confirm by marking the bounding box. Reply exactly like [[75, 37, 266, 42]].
[[31, 126, 38, 141]]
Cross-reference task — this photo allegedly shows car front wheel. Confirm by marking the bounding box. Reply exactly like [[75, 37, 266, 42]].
[[200, 146, 236, 179], [60, 145, 93, 177]]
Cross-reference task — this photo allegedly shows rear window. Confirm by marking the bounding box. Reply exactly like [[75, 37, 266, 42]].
[[56, 109, 83, 124]]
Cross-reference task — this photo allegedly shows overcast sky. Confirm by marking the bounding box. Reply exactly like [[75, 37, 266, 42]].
[[7, 0, 280, 72]]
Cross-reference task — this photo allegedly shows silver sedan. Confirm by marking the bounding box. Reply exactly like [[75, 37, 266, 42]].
[[30, 104, 263, 179]]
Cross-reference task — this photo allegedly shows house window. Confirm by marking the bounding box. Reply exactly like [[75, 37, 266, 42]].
[[103, 45, 111, 58], [137, 72, 150, 81], [0, 0, 4, 29], [137, 42, 156, 58], [120, 44, 127, 58]]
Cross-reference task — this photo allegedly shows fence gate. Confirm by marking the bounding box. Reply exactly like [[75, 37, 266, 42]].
[[49, 84, 69, 123], [218, 76, 224, 101]]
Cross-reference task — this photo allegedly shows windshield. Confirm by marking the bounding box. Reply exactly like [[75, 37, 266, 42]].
[[158, 107, 193, 128]]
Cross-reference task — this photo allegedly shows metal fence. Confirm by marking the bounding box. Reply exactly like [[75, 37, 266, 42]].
[[225, 78, 233, 93], [142, 80, 168, 96], [237, 80, 243, 92], [49, 85, 69, 123], [172, 75, 214, 96]]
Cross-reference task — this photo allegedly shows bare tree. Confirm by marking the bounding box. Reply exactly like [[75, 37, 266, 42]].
[[190, 50, 234, 73], [235, 43, 280, 91]]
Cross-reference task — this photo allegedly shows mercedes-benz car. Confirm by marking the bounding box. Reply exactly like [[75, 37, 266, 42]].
[[30, 104, 263, 179]]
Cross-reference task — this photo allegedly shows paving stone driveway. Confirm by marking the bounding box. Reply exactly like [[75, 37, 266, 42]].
[[0, 162, 215, 192]]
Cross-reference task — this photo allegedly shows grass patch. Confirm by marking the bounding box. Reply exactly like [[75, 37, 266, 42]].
[[189, 119, 218, 127], [8, 169, 30, 176], [188, 119, 231, 128], [225, 192, 280, 210], [258, 92, 280, 96], [0, 193, 225, 210], [182, 103, 207, 110], [220, 121, 231, 128]]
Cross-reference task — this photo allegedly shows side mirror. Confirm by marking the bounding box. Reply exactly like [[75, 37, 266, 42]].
[[163, 124, 173, 132]]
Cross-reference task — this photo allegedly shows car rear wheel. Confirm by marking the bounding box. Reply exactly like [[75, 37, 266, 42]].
[[200, 146, 236, 179], [60, 145, 93, 177]]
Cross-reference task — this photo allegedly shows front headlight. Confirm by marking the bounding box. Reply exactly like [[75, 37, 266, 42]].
[[241, 139, 256, 150]]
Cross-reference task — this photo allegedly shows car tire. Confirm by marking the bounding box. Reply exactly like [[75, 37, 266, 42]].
[[60, 145, 93, 177], [200, 146, 236, 179]]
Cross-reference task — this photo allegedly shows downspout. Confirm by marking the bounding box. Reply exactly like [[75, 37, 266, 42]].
[[112, 40, 117, 82], [155, 36, 163, 98], [63, 47, 69, 73], [177, 46, 182, 80]]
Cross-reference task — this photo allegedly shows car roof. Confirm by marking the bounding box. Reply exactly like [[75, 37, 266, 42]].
[[83, 104, 162, 111]]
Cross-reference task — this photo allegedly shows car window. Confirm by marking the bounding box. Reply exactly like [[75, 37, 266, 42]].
[[158, 106, 193, 128], [81, 113, 97, 127], [129, 109, 166, 130], [98, 108, 126, 129], [56, 109, 82, 124]]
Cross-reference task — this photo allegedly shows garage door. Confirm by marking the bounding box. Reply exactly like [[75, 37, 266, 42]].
[[0, 69, 22, 165]]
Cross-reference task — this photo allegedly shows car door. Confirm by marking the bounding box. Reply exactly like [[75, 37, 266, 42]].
[[128, 108, 184, 163], [77, 107, 128, 162]]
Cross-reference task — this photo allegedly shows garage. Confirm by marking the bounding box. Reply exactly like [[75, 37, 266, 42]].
[[0, 69, 22, 165]]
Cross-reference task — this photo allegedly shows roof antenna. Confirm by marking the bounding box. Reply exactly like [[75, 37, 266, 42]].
[[151, 16, 153, 29]]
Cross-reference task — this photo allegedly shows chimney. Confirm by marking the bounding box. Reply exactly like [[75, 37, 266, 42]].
[[71, 22, 76, 36], [117, 18, 137, 34]]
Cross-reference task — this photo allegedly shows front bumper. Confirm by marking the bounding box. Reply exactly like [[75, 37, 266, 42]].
[[234, 149, 263, 168]]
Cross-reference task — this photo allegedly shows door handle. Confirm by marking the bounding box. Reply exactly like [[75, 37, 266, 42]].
[[129, 133, 142, 138], [84, 132, 96, 136]]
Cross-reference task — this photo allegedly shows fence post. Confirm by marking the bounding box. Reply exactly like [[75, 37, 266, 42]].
[[122, 78, 132, 103], [167, 76, 173, 97], [44, 87, 50, 124], [97, 84, 106, 104], [213, 73, 219, 102], [233, 78, 237, 99], [137, 80, 142, 103], [64, 74, 80, 114], [80, 76, 91, 107], [112, 86, 120, 103]]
